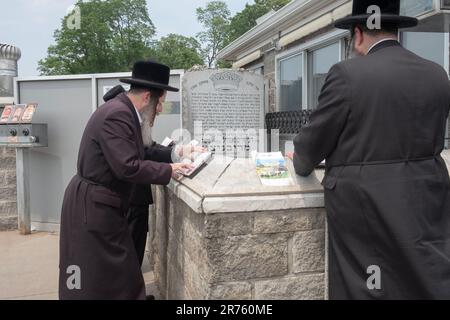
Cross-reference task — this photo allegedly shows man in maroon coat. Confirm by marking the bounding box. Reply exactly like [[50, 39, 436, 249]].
[[59, 61, 192, 300]]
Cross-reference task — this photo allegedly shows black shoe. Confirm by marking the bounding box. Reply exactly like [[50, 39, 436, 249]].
[[146, 295, 155, 300]]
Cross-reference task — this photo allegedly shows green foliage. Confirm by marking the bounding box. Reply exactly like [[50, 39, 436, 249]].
[[195, 0, 291, 68], [226, 0, 291, 46], [38, 0, 155, 75], [39, 0, 292, 75], [151, 34, 204, 70], [196, 1, 231, 68]]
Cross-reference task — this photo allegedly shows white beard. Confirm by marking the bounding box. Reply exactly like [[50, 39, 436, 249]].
[[141, 109, 155, 147]]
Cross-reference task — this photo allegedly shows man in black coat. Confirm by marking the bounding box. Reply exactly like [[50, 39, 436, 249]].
[[59, 61, 192, 300], [103, 85, 174, 267], [104, 86, 205, 268], [290, 0, 450, 299]]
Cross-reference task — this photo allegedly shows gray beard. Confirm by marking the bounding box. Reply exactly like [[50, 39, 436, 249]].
[[141, 108, 155, 147]]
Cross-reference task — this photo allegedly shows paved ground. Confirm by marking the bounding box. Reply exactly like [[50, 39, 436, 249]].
[[0, 231, 159, 300]]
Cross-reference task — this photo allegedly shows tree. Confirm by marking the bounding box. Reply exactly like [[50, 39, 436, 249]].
[[196, 1, 231, 68], [38, 0, 155, 75], [151, 34, 204, 70], [226, 0, 291, 46]]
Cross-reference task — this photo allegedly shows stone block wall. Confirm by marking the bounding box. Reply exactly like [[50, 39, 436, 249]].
[[153, 186, 326, 300], [0, 147, 17, 230]]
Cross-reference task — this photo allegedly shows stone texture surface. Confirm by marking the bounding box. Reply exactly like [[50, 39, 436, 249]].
[[182, 70, 264, 137], [254, 209, 325, 234], [208, 282, 253, 300], [207, 233, 290, 282], [182, 215, 211, 282], [204, 213, 254, 238], [0, 147, 17, 231], [254, 274, 325, 300], [166, 156, 325, 214], [153, 177, 329, 300], [153, 186, 168, 297], [184, 253, 209, 299], [153, 186, 328, 300], [0, 215, 17, 231], [166, 263, 187, 300], [292, 230, 326, 273], [263, 50, 276, 113], [202, 193, 324, 214]]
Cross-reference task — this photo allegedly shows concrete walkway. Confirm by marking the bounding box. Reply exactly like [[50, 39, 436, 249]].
[[0, 231, 159, 300]]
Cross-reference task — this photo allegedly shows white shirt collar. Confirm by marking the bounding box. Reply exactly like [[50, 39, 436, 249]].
[[134, 106, 143, 125], [367, 38, 398, 54]]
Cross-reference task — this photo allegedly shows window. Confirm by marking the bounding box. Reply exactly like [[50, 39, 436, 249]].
[[401, 32, 446, 67], [279, 54, 303, 112], [400, 0, 434, 16], [276, 30, 346, 112], [308, 42, 340, 109], [162, 74, 181, 114]]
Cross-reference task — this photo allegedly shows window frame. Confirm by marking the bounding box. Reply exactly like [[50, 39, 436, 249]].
[[399, 31, 450, 72], [277, 51, 304, 112], [307, 41, 343, 109], [276, 29, 348, 111]]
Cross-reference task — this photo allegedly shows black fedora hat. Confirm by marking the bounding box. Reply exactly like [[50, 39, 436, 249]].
[[120, 60, 179, 92], [335, 0, 418, 30]]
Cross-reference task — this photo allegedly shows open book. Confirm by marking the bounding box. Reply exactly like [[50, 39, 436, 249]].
[[181, 140, 212, 177], [162, 137, 212, 177], [181, 151, 213, 177]]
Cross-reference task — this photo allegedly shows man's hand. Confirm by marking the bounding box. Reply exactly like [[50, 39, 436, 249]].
[[170, 163, 194, 179], [286, 152, 294, 161], [177, 145, 208, 161]]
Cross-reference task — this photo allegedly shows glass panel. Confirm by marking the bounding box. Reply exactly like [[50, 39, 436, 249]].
[[161, 101, 180, 115], [163, 75, 181, 114], [279, 54, 303, 111], [308, 42, 340, 109], [402, 32, 446, 67], [400, 0, 434, 16]]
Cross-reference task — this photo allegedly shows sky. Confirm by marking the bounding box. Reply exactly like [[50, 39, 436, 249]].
[[0, 0, 253, 76]]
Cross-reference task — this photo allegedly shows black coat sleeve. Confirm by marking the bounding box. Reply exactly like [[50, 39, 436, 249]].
[[293, 63, 351, 176], [144, 143, 173, 163]]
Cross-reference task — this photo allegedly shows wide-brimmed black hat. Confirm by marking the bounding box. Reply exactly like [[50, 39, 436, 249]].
[[335, 0, 418, 30], [120, 60, 179, 92]]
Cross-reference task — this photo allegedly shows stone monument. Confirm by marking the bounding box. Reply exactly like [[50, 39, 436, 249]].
[[182, 70, 265, 157], [151, 157, 327, 300]]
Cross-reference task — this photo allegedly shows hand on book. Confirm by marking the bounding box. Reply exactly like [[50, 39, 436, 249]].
[[170, 163, 194, 179], [177, 145, 208, 161]]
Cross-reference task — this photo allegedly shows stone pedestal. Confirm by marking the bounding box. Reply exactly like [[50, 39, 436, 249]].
[[152, 156, 326, 300], [0, 147, 17, 230]]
